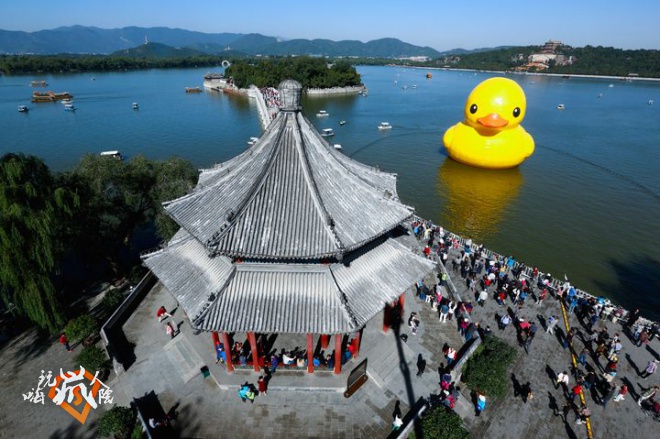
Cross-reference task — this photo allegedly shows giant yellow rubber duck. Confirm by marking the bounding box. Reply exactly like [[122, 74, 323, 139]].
[[443, 77, 534, 169]]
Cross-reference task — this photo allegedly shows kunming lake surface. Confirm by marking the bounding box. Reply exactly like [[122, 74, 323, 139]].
[[1, 66, 659, 320]]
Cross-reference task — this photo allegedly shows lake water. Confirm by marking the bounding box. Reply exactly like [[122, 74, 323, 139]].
[[2, 66, 659, 321]]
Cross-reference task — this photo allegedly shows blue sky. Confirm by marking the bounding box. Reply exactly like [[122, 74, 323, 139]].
[[2, 0, 658, 51]]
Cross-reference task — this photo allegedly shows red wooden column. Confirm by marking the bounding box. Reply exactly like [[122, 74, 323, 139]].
[[320, 334, 330, 349], [212, 331, 220, 345], [247, 332, 260, 372], [221, 332, 234, 373], [351, 329, 362, 358], [307, 334, 314, 374], [383, 303, 392, 333], [334, 334, 342, 375], [398, 293, 405, 318]]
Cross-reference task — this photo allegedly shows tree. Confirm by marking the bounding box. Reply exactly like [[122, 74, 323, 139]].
[[411, 406, 470, 439], [0, 153, 78, 332], [65, 154, 197, 275], [461, 335, 517, 398], [97, 405, 136, 439], [65, 314, 98, 343]]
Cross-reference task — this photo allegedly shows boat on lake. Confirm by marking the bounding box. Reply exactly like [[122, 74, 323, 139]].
[[100, 150, 122, 160], [18, 105, 29, 113], [185, 87, 202, 93], [333, 144, 342, 151], [30, 80, 48, 87], [316, 110, 329, 117], [247, 137, 259, 146], [426, 73, 432, 79], [61, 98, 73, 104], [557, 104, 566, 110], [132, 102, 139, 109], [31, 91, 73, 103], [378, 122, 392, 131], [321, 128, 335, 138], [339, 120, 346, 126]]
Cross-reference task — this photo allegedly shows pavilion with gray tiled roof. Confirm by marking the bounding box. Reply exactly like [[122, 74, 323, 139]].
[[142, 79, 435, 374]]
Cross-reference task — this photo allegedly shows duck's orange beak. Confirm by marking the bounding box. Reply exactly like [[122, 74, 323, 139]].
[[477, 113, 509, 128]]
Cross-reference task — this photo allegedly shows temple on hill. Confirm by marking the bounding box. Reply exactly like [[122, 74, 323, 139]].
[[142, 79, 435, 375]]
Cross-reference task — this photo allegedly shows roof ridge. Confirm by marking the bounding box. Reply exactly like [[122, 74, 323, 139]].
[[292, 113, 346, 257], [205, 117, 287, 256], [293, 113, 347, 257]]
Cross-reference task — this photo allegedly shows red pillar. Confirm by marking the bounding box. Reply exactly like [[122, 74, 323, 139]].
[[351, 329, 362, 358], [383, 303, 391, 333], [398, 293, 405, 317], [334, 334, 342, 375], [221, 332, 234, 373], [307, 334, 314, 374], [247, 332, 260, 372], [321, 334, 330, 349], [212, 331, 220, 346]]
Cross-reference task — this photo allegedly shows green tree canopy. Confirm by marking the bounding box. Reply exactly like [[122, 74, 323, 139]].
[[411, 406, 470, 439], [63, 154, 197, 275], [461, 335, 517, 398], [0, 153, 78, 332]]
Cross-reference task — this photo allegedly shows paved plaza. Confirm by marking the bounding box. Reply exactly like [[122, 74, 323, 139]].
[[1, 235, 659, 438]]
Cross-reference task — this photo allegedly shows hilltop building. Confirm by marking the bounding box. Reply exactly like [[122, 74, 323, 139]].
[[141, 79, 434, 375]]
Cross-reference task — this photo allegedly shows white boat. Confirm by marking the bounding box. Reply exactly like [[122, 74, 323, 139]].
[[100, 150, 122, 160], [557, 104, 565, 110], [377, 122, 392, 131], [316, 110, 329, 117], [18, 105, 29, 113], [321, 128, 335, 138], [132, 102, 139, 109], [60, 98, 73, 105], [333, 144, 342, 151], [64, 104, 76, 111], [412, 85, 417, 89], [648, 99, 654, 105], [339, 120, 346, 126], [247, 137, 259, 146]]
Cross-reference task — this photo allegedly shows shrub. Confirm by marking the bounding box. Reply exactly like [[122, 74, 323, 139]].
[[461, 335, 517, 398], [411, 406, 470, 439], [97, 405, 135, 439], [65, 314, 98, 342], [102, 289, 125, 309], [75, 346, 109, 373]]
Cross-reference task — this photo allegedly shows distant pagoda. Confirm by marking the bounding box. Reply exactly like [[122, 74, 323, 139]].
[[142, 79, 434, 374]]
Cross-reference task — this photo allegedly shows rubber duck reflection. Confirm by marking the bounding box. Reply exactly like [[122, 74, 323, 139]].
[[437, 157, 523, 243]]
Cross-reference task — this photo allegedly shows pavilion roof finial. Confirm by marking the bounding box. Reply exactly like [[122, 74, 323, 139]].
[[279, 79, 302, 111]]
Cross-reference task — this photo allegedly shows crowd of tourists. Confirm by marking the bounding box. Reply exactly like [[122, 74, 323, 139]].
[[409, 217, 660, 425]]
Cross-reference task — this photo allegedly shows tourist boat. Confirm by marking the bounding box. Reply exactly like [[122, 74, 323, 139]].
[[31, 91, 73, 103], [64, 104, 76, 111], [316, 110, 329, 117], [18, 105, 29, 113], [185, 87, 202, 93], [100, 150, 122, 160], [426, 73, 432, 79], [648, 99, 654, 105], [30, 80, 48, 87], [412, 85, 417, 89], [339, 120, 346, 126], [557, 104, 565, 110], [321, 128, 335, 138], [333, 144, 342, 151], [132, 102, 139, 109], [378, 122, 392, 131], [247, 137, 259, 146], [60, 98, 73, 104]]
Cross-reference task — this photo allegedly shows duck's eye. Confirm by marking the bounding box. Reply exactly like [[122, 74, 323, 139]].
[[469, 104, 478, 114], [513, 107, 521, 118]]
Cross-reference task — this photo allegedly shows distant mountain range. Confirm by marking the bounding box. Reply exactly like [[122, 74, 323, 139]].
[[0, 26, 469, 58]]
